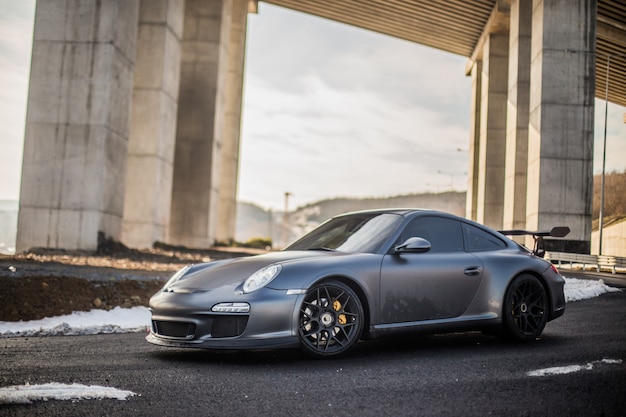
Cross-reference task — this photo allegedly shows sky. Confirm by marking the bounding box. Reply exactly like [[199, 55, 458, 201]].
[[0, 1, 625, 211]]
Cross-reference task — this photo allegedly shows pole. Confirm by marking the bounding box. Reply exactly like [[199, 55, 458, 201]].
[[282, 192, 291, 248], [598, 56, 610, 255]]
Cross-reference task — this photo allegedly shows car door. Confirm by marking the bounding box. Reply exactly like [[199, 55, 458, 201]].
[[379, 215, 483, 324]]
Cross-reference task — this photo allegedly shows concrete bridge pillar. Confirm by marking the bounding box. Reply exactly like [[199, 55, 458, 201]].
[[169, 0, 248, 247], [216, 0, 249, 245], [468, 0, 596, 252], [17, 0, 140, 251], [503, 0, 532, 234], [121, 0, 185, 248], [526, 0, 596, 252], [466, 61, 482, 222], [476, 33, 509, 229]]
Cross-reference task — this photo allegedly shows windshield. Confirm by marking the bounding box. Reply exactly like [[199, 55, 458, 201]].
[[285, 213, 403, 253]]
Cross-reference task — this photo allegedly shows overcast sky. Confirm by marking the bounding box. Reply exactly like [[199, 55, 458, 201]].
[[0, 1, 624, 211]]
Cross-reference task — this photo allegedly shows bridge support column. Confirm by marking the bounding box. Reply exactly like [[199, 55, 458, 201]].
[[169, 0, 248, 247], [503, 0, 532, 234], [476, 33, 509, 229], [466, 61, 482, 222], [526, 0, 596, 253], [216, 0, 249, 245], [16, 0, 140, 251], [121, 0, 185, 248]]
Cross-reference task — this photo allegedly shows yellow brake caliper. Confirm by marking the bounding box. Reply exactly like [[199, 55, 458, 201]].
[[333, 300, 347, 325]]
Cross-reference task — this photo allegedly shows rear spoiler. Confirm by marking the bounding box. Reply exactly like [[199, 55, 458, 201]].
[[498, 227, 570, 258]]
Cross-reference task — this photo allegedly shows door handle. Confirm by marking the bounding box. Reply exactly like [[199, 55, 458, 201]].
[[464, 266, 481, 276]]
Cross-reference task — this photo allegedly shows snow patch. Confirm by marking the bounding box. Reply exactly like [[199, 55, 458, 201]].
[[563, 277, 621, 302], [527, 359, 623, 377], [0, 382, 138, 404], [0, 306, 150, 337]]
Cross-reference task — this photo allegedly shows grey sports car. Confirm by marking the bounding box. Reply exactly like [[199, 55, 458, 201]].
[[147, 209, 566, 358]]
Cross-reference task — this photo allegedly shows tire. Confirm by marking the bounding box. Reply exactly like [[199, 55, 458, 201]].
[[503, 274, 548, 341], [298, 280, 364, 358]]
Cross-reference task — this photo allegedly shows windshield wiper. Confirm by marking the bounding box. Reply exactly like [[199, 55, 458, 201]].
[[308, 247, 336, 252]]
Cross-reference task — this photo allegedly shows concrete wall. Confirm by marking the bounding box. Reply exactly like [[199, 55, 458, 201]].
[[17, 0, 140, 251], [591, 220, 626, 257]]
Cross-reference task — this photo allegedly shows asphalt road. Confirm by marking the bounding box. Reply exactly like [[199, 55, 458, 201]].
[[1, 282, 625, 416]]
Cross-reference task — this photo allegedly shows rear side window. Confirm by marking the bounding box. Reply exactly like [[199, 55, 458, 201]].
[[462, 223, 506, 252]]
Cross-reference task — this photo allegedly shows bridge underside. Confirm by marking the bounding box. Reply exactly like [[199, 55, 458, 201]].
[[266, 0, 626, 107], [16, 0, 625, 254]]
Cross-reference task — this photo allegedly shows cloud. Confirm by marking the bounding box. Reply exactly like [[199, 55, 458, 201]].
[[0, 0, 35, 200], [594, 99, 626, 174], [239, 70, 470, 209]]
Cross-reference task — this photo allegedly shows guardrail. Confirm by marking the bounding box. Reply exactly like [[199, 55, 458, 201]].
[[546, 252, 626, 274]]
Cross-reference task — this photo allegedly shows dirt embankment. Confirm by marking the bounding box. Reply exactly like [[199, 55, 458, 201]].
[[0, 240, 257, 322]]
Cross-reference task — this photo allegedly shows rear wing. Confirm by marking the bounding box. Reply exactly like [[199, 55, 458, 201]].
[[498, 227, 570, 258]]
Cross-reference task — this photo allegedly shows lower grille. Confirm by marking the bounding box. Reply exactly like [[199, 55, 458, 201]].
[[153, 320, 195, 338], [212, 316, 248, 338]]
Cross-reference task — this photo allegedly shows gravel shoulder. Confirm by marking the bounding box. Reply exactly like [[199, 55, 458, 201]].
[[0, 242, 258, 321]]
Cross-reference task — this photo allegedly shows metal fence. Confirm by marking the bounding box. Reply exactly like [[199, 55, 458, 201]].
[[546, 252, 626, 274]]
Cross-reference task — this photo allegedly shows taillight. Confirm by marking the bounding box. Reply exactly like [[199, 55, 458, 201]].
[[549, 263, 560, 275]]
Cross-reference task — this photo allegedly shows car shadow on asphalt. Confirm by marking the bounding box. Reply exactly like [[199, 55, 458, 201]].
[[146, 330, 571, 365]]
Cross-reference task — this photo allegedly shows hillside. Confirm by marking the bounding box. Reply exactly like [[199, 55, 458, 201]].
[[592, 170, 626, 230], [235, 191, 466, 247]]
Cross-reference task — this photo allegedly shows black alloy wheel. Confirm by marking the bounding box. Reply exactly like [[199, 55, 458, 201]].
[[298, 280, 364, 358], [503, 274, 548, 341]]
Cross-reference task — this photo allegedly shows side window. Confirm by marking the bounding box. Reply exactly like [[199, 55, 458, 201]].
[[462, 223, 506, 252], [400, 216, 463, 253]]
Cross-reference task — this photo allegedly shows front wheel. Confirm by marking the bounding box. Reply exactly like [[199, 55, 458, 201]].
[[503, 274, 548, 341], [298, 280, 364, 358]]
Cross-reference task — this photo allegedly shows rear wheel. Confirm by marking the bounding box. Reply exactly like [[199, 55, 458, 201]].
[[503, 274, 548, 341], [298, 280, 364, 358]]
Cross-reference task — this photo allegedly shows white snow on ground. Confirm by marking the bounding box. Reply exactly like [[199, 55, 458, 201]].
[[0, 306, 150, 337], [562, 276, 621, 302], [0, 277, 621, 337], [527, 359, 623, 377], [0, 382, 138, 404]]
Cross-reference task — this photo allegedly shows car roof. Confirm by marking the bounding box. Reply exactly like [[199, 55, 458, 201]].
[[334, 208, 452, 218]]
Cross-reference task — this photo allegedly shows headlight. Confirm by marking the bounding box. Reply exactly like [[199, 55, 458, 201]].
[[242, 264, 282, 293], [163, 265, 192, 291]]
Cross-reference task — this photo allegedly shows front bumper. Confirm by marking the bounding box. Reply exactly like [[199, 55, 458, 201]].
[[146, 286, 302, 350]]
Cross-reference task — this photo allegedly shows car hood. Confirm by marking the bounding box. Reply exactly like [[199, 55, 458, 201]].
[[166, 250, 343, 292]]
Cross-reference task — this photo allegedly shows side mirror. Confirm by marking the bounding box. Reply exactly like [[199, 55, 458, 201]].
[[394, 237, 431, 254]]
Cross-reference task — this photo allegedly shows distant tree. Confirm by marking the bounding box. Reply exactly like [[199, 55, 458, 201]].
[[593, 169, 626, 227]]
